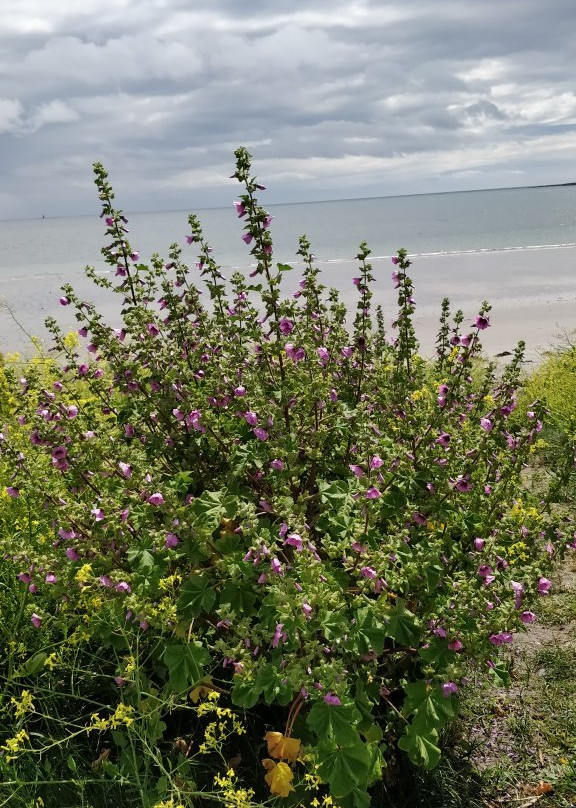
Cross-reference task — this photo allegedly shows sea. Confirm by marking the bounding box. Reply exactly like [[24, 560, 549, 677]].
[[1, 183, 576, 354]]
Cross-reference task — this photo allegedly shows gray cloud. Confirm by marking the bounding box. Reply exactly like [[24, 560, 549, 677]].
[[0, 0, 575, 218]]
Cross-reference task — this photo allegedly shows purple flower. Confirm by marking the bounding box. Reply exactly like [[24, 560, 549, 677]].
[[270, 557, 283, 575], [147, 492, 165, 506], [448, 639, 463, 652], [270, 459, 285, 471], [243, 410, 258, 426], [317, 347, 330, 366], [452, 475, 472, 493], [66, 548, 79, 561], [233, 200, 246, 217], [480, 417, 493, 432], [370, 455, 384, 470], [473, 538, 485, 551], [279, 317, 294, 335], [146, 323, 160, 337], [489, 631, 513, 646], [91, 507, 105, 522], [511, 580, 524, 608], [165, 532, 180, 549], [284, 533, 302, 551], [242, 232, 253, 245], [349, 464, 365, 478], [441, 682, 459, 697], [285, 343, 305, 362], [118, 462, 132, 478], [360, 566, 377, 579], [302, 602, 313, 618], [253, 427, 268, 441], [130, 251, 139, 262], [271, 623, 287, 648], [31, 613, 42, 629], [59, 296, 70, 306], [538, 577, 552, 595], [473, 314, 490, 330], [365, 487, 381, 500], [115, 581, 132, 594], [412, 512, 427, 526], [436, 432, 451, 446], [234, 385, 246, 397], [520, 611, 536, 624], [45, 573, 57, 584], [6, 486, 19, 498], [323, 693, 341, 706]]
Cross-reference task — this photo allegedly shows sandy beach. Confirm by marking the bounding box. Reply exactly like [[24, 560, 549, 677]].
[[0, 245, 575, 361]]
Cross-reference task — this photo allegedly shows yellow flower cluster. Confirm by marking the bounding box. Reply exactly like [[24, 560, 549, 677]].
[[89, 702, 135, 732], [197, 692, 245, 754], [213, 768, 256, 808], [10, 690, 35, 718], [152, 801, 186, 808], [1, 729, 29, 761]]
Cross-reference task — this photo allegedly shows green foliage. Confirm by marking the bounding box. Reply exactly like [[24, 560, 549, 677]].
[[0, 148, 573, 806]]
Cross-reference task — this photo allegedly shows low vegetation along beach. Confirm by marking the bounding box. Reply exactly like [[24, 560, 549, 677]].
[[1, 149, 576, 807]]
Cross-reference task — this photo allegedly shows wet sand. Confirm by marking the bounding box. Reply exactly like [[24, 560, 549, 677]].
[[0, 245, 575, 360]]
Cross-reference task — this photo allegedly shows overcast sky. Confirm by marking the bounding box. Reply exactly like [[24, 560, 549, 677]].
[[1, 0, 576, 219]]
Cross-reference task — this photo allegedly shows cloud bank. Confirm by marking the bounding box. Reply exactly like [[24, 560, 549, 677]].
[[1, 0, 575, 217]]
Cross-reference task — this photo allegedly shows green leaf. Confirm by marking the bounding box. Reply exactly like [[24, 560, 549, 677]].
[[319, 480, 353, 508], [189, 490, 225, 530], [316, 741, 370, 797], [276, 262, 293, 273], [163, 640, 210, 693], [257, 665, 293, 706], [384, 599, 421, 646], [66, 754, 77, 773], [398, 723, 441, 770], [231, 678, 263, 709], [220, 581, 257, 616], [13, 651, 47, 678], [177, 575, 216, 618], [307, 700, 361, 746], [126, 549, 155, 574], [402, 680, 458, 733], [352, 608, 387, 655]]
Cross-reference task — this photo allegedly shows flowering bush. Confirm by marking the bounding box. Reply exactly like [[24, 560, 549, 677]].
[[0, 148, 571, 806]]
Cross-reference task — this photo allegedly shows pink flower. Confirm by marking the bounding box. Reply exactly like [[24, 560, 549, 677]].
[[233, 200, 246, 217], [370, 455, 384, 470], [473, 538, 485, 551], [349, 464, 365, 478], [91, 507, 105, 521], [279, 317, 294, 335], [45, 573, 57, 584], [115, 581, 131, 593], [317, 347, 330, 366], [323, 693, 341, 706], [448, 639, 463, 652], [146, 323, 160, 337], [520, 611, 536, 624], [243, 411, 258, 427], [270, 557, 283, 575], [270, 459, 285, 471], [253, 427, 268, 441], [147, 493, 165, 506], [242, 232, 253, 245], [31, 613, 42, 629], [360, 566, 377, 579], [441, 682, 459, 697], [234, 385, 246, 397], [452, 475, 472, 493], [59, 296, 70, 306], [489, 632, 514, 646], [302, 602, 313, 618], [480, 417, 493, 432], [272, 623, 287, 648], [6, 486, 19, 498], [473, 314, 490, 330], [118, 462, 132, 478], [165, 532, 180, 549], [365, 487, 381, 499], [66, 548, 79, 561], [538, 577, 552, 595], [285, 343, 305, 362], [284, 533, 302, 551]]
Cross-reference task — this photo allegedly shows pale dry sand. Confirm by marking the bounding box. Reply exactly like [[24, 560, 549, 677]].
[[0, 245, 575, 361]]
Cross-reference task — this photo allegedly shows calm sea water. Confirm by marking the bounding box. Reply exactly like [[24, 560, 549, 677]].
[[1, 184, 576, 354], [2, 184, 576, 280]]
